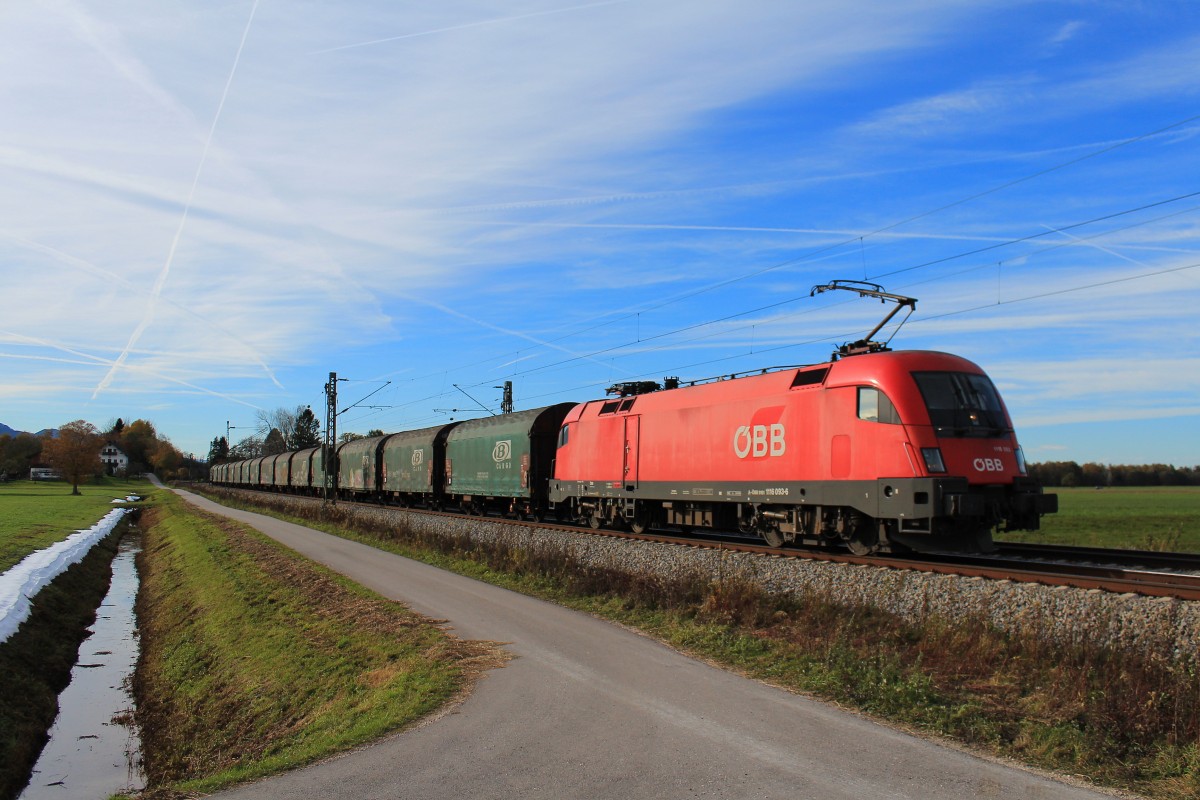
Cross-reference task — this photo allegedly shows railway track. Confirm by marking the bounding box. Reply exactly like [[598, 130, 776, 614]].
[[995, 541, 1200, 572], [214, 487, 1200, 602]]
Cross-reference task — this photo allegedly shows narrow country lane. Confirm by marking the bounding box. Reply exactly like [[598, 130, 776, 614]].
[[164, 484, 1120, 800]]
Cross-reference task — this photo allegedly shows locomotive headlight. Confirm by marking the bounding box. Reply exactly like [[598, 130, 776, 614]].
[[921, 447, 946, 474], [1015, 445, 1028, 475]]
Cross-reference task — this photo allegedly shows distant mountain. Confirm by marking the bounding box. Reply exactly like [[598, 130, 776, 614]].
[[0, 424, 57, 438]]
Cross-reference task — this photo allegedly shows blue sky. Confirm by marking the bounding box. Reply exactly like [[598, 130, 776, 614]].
[[2, 0, 1198, 465]]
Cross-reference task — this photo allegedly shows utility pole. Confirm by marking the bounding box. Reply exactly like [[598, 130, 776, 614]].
[[499, 381, 513, 414], [324, 372, 338, 505]]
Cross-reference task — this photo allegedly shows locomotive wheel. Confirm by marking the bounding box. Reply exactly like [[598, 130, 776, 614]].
[[760, 528, 784, 548], [971, 528, 997, 554], [846, 522, 880, 556], [588, 512, 602, 530], [629, 505, 652, 535]]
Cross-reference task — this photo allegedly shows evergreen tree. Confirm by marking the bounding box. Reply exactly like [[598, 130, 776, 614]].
[[289, 408, 321, 449], [207, 436, 230, 464], [263, 428, 287, 456]]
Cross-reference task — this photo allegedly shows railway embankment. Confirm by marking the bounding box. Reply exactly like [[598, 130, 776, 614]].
[[201, 486, 1200, 799], [221, 487, 1200, 666]]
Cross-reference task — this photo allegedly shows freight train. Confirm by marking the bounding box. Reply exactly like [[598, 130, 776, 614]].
[[211, 283, 1056, 554]]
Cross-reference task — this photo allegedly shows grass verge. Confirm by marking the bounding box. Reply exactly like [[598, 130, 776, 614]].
[[197, 486, 1200, 800], [133, 492, 502, 798], [0, 477, 152, 571]]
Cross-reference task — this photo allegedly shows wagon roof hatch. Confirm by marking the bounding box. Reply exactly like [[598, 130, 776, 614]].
[[810, 280, 917, 359]]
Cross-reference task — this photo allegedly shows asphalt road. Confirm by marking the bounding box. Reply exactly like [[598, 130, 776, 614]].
[[168, 486, 1120, 800]]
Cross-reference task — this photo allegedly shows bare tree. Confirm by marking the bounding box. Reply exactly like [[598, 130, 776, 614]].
[[256, 405, 307, 444], [43, 420, 101, 495], [228, 435, 264, 460]]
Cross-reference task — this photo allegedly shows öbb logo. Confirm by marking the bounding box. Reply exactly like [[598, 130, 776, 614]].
[[733, 424, 786, 459], [493, 440, 512, 463], [973, 457, 1005, 472]]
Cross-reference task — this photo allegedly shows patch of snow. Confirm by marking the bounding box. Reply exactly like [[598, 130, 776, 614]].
[[0, 509, 128, 644]]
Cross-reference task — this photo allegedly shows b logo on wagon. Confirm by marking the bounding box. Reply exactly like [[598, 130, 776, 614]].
[[493, 440, 512, 463], [411, 449, 424, 467]]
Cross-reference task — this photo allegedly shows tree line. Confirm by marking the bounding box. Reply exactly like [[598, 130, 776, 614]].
[[209, 406, 321, 463], [0, 417, 203, 492], [208, 405, 389, 463], [1027, 461, 1200, 487]]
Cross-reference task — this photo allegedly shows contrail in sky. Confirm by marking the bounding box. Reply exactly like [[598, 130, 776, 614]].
[[403, 294, 637, 377], [92, 0, 261, 400], [6, 232, 283, 388], [311, 0, 635, 54], [2, 330, 261, 409]]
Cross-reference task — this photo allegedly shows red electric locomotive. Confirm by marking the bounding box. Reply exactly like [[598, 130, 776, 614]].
[[549, 283, 1056, 553]]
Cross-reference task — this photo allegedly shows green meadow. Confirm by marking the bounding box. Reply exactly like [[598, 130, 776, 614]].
[[0, 477, 152, 571], [998, 485, 1200, 552]]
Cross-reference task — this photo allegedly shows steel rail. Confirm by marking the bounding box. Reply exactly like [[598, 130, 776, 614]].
[[996, 541, 1200, 572]]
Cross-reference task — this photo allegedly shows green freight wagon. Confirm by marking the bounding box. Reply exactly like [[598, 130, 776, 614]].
[[338, 435, 388, 498], [444, 403, 576, 518], [290, 446, 320, 494], [237, 459, 251, 486], [264, 452, 283, 490], [248, 456, 266, 488], [312, 446, 333, 498], [379, 423, 460, 506]]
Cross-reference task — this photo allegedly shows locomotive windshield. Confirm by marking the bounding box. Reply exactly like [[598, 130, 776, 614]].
[[912, 371, 1010, 437]]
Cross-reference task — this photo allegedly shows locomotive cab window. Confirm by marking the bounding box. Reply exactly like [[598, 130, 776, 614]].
[[913, 371, 1010, 437], [857, 387, 902, 424], [557, 425, 569, 448]]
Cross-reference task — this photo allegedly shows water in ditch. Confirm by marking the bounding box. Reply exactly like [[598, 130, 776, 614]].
[[18, 534, 144, 799]]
